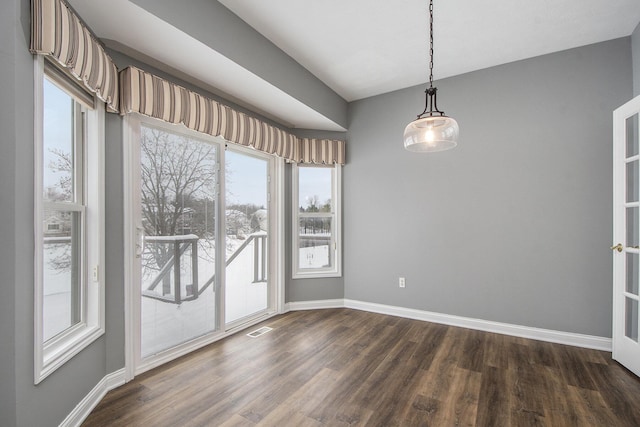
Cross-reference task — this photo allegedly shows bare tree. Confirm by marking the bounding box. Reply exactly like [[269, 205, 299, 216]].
[[46, 148, 73, 201], [44, 149, 74, 271], [139, 128, 217, 287], [140, 128, 216, 236]]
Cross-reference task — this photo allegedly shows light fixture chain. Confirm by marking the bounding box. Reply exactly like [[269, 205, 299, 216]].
[[429, 0, 434, 88]]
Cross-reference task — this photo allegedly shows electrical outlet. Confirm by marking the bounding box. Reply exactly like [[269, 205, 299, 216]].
[[399, 277, 406, 288]]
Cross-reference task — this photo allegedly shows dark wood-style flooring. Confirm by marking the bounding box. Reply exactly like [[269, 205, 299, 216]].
[[83, 308, 640, 426]]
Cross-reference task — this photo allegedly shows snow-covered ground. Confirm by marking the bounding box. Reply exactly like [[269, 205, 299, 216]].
[[43, 235, 326, 357], [43, 242, 74, 341], [140, 236, 267, 357]]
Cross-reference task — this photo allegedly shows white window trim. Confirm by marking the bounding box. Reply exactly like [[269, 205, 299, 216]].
[[292, 163, 342, 279], [34, 57, 105, 384]]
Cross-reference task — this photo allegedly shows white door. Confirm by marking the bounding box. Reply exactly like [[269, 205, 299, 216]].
[[613, 94, 640, 377]]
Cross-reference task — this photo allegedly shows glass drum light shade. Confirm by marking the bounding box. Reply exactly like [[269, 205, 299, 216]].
[[403, 116, 459, 152]]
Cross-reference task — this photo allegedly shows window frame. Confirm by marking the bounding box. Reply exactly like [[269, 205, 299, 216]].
[[34, 57, 105, 384], [291, 163, 342, 279]]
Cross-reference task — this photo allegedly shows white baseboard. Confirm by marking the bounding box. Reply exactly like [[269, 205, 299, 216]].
[[286, 298, 612, 352], [285, 299, 345, 311], [59, 368, 126, 427]]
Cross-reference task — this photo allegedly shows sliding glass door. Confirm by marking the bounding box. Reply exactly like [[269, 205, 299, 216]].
[[224, 150, 270, 325], [128, 118, 277, 372], [138, 124, 219, 358]]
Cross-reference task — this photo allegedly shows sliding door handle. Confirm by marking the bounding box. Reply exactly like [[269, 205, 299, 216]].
[[136, 226, 145, 258]]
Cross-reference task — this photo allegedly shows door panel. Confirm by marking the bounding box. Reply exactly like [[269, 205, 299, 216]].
[[224, 149, 270, 325], [138, 124, 218, 358], [613, 96, 640, 377]]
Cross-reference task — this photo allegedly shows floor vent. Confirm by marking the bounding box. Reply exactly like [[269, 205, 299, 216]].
[[246, 326, 273, 338]]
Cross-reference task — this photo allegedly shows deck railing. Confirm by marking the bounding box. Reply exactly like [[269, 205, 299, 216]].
[[142, 232, 267, 304]]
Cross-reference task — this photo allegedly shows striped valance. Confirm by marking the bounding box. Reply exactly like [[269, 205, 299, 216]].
[[120, 66, 345, 165], [298, 138, 345, 165], [30, 0, 119, 112]]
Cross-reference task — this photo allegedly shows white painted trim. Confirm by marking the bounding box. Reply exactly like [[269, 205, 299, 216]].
[[285, 299, 612, 351], [286, 299, 345, 311], [122, 114, 138, 382], [274, 157, 286, 314], [59, 368, 126, 427]]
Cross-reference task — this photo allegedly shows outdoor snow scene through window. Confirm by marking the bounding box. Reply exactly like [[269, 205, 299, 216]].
[[42, 76, 83, 341], [36, 60, 105, 384], [139, 125, 218, 357], [293, 164, 341, 278], [138, 124, 271, 358]]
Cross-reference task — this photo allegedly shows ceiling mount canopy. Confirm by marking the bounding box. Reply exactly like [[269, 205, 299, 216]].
[[403, 0, 459, 153]]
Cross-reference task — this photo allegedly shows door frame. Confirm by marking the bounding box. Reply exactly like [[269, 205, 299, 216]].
[[122, 114, 285, 380]]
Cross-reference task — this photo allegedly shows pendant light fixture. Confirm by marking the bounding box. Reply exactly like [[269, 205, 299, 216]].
[[403, 0, 459, 152]]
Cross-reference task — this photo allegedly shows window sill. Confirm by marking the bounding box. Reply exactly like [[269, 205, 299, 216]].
[[292, 270, 342, 280], [36, 323, 104, 384]]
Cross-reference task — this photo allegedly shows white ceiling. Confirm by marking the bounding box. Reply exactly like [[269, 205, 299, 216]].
[[69, 0, 640, 130]]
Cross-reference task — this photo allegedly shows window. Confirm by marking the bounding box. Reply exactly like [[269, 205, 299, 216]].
[[34, 58, 105, 383], [292, 164, 341, 278]]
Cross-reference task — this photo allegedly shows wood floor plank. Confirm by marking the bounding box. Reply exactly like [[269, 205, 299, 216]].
[[475, 365, 511, 427], [458, 329, 485, 373], [414, 328, 464, 402], [566, 385, 619, 426], [552, 343, 597, 390], [82, 309, 640, 427], [439, 367, 481, 427], [483, 332, 510, 369], [586, 360, 640, 426], [530, 364, 577, 426], [256, 368, 342, 426]]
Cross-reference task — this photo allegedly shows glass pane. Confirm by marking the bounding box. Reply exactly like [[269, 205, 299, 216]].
[[627, 113, 639, 157], [627, 161, 639, 203], [627, 253, 640, 296], [225, 151, 269, 324], [43, 78, 75, 203], [43, 210, 81, 341], [139, 125, 217, 358], [625, 297, 639, 342], [299, 167, 333, 213], [298, 217, 333, 270], [626, 207, 639, 248]]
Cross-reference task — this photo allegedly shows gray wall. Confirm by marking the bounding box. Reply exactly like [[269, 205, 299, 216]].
[[129, 0, 348, 130], [104, 113, 126, 373], [344, 38, 632, 338], [0, 0, 22, 424], [0, 0, 125, 425], [633, 21, 640, 97]]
